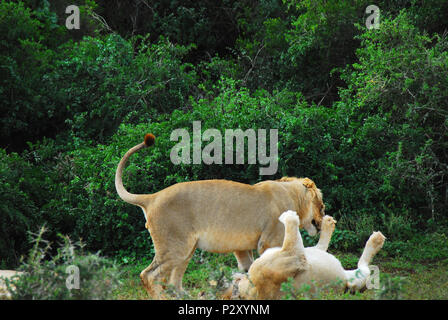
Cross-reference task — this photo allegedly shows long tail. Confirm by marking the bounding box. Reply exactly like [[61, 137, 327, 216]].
[[115, 133, 155, 206]]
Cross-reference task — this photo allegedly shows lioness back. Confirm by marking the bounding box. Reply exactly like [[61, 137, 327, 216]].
[[146, 179, 294, 253]]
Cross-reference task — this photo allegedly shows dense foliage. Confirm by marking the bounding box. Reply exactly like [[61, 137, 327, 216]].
[[3, 227, 122, 299], [1, 0, 447, 268]]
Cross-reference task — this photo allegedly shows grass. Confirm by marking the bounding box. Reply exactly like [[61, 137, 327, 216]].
[[5, 228, 447, 300], [113, 228, 448, 300], [113, 248, 448, 300], [113, 251, 240, 300]]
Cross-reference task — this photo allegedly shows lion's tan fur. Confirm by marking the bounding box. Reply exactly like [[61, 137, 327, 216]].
[[115, 136, 325, 299]]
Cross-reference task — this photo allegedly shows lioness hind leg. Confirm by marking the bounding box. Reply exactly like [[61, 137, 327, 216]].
[[140, 256, 182, 299], [140, 258, 165, 299], [234, 250, 254, 272], [168, 241, 197, 294], [141, 234, 197, 299]]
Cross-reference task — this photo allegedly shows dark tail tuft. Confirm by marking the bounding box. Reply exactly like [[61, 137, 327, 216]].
[[144, 133, 155, 147]]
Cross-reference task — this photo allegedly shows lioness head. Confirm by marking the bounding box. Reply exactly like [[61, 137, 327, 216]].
[[278, 177, 325, 236]]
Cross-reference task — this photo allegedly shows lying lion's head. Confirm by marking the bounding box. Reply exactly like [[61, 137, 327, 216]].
[[220, 272, 256, 300], [278, 177, 325, 236]]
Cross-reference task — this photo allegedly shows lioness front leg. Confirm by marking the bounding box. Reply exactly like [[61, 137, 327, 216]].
[[234, 250, 254, 272]]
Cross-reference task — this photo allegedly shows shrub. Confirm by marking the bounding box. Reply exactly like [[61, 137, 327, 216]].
[[4, 226, 122, 300], [333, 11, 448, 233], [383, 232, 448, 262], [0, 1, 65, 150], [46, 34, 198, 143], [0, 149, 46, 268], [46, 79, 349, 257]]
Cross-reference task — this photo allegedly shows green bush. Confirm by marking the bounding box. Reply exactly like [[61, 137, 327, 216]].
[[48, 79, 349, 257], [0, 1, 199, 148], [333, 11, 448, 232], [46, 34, 198, 143], [1, 1, 447, 271], [3, 227, 122, 300], [235, 0, 368, 105], [0, 149, 47, 268], [0, 1, 66, 150], [384, 232, 448, 262], [91, 0, 246, 60]]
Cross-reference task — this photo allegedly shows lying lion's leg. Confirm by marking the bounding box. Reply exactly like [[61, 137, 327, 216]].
[[279, 210, 306, 255], [314, 215, 336, 252], [234, 250, 254, 272], [247, 211, 307, 300], [345, 231, 385, 292], [357, 232, 385, 269]]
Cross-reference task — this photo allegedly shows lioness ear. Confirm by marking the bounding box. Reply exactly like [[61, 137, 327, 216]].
[[302, 178, 315, 189]]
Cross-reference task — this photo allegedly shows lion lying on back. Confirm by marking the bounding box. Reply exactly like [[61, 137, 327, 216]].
[[115, 134, 325, 298], [227, 211, 385, 300]]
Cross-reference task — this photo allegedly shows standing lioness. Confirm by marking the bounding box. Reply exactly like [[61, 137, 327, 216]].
[[115, 134, 325, 298]]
